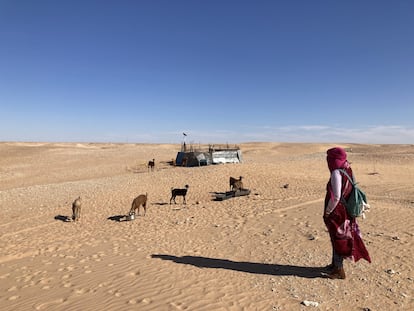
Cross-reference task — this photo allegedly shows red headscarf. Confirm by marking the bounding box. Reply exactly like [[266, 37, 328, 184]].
[[327, 147, 348, 172]]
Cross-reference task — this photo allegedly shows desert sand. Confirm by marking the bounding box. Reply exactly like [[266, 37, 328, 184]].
[[0, 142, 413, 311]]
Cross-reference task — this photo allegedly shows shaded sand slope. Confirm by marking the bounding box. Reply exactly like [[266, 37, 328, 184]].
[[0, 142, 413, 310]]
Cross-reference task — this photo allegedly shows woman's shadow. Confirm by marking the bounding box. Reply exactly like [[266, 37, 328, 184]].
[[151, 254, 327, 279]]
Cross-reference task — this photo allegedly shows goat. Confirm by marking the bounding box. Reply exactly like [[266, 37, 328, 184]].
[[233, 180, 244, 191], [170, 185, 189, 204], [148, 159, 155, 172], [72, 196, 82, 221], [229, 176, 243, 191], [129, 193, 148, 216]]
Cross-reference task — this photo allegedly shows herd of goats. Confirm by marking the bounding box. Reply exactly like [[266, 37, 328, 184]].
[[70, 159, 244, 222]]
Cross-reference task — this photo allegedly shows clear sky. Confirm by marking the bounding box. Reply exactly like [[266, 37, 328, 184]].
[[1, 1, 413, 144]]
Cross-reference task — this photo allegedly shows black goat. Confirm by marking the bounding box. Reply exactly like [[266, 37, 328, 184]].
[[148, 159, 155, 172], [170, 185, 189, 204]]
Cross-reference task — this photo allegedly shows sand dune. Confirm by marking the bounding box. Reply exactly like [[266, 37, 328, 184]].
[[0, 142, 413, 310]]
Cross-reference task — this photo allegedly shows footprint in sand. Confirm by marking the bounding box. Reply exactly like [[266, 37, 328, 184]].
[[41, 260, 54, 265], [107, 289, 122, 297], [128, 298, 138, 304], [126, 271, 140, 277], [73, 288, 87, 294], [58, 265, 75, 273], [91, 252, 106, 262], [39, 277, 54, 285], [0, 273, 11, 279], [35, 298, 65, 310], [141, 298, 152, 304], [61, 274, 71, 280], [8, 295, 19, 300], [98, 281, 110, 288], [170, 302, 187, 310]]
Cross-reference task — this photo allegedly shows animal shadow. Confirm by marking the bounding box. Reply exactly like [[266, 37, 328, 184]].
[[54, 215, 72, 222], [211, 191, 227, 201], [107, 215, 128, 222]]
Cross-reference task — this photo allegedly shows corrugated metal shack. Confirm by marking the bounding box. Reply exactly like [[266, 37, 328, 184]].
[[175, 143, 242, 167]]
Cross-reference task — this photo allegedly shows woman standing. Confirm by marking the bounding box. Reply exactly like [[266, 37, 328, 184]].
[[323, 147, 371, 279]]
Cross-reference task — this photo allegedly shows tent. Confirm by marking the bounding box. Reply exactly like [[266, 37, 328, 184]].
[[175, 151, 211, 167], [175, 145, 242, 167], [211, 149, 242, 164]]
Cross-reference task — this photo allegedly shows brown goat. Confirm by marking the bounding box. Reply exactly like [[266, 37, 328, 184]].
[[72, 196, 82, 221], [129, 193, 148, 216], [232, 179, 244, 191], [229, 176, 243, 191]]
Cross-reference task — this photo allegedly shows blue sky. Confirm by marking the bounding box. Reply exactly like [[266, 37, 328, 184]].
[[1, 1, 413, 144]]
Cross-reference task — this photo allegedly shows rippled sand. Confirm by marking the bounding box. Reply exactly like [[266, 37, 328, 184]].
[[0, 142, 413, 310]]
